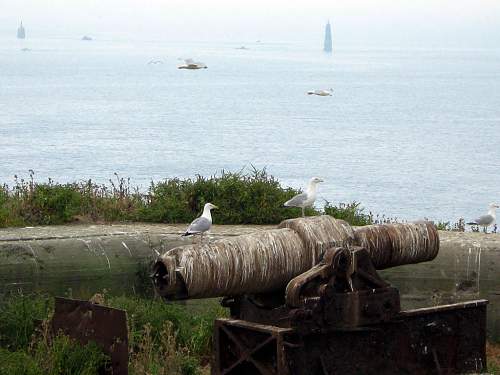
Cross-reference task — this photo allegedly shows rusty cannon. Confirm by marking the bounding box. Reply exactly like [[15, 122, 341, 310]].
[[152, 216, 488, 375]]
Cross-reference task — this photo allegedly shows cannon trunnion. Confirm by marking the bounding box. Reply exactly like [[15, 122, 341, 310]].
[[152, 217, 488, 374]]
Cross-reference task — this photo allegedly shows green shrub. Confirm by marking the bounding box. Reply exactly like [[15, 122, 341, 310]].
[[435, 221, 450, 231], [0, 294, 52, 350], [27, 184, 82, 225], [324, 201, 373, 226], [139, 168, 304, 225], [0, 169, 306, 227], [0, 169, 389, 228]]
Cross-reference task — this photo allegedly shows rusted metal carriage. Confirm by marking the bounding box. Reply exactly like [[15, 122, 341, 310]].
[[153, 216, 488, 375]]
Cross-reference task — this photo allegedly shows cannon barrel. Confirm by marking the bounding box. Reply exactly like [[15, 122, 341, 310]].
[[152, 216, 439, 299]]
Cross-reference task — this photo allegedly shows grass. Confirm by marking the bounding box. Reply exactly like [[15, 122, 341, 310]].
[[1, 293, 499, 374], [324, 201, 373, 226], [0, 293, 52, 350], [0, 169, 372, 228], [488, 341, 500, 374], [0, 293, 226, 375], [0, 331, 109, 375]]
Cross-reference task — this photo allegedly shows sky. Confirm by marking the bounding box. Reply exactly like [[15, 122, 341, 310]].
[[1, 0, 499, 46]]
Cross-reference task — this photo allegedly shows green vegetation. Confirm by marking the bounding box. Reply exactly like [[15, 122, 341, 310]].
[[1, 293, 499, 374], [0, 337, 108, 375], [435, 221, 451, 231], [0, 293, 226, 375], [0, 169, 373, 228], [324, 201, 373, 226], [487, 342, 500, 374], [0, 293, 52, 350], [0, 293, 109, 375]]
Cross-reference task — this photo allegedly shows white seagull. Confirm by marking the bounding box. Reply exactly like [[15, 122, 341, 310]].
[[178, 58, 207, 70], [284, 177, 324, 217], [467, 203, 499, 233], [307, 89, 333, 96], [182, 203, 218, 242]]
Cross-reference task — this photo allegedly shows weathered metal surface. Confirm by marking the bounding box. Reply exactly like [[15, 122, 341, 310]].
[[213, 319, 293, 375], [353, 221, 439, 269], [224, 247, 401, 330], [155, 228, 309, 298], [0, 223, 262, 296], [380, 230, 500, 340], [292, 247, 401, 330], [207, 228, 487, 374], [213, 300, 488, 375], [277, 216, 355, 267], [153, 217, 438, 300], [51, 297, 128, 375]]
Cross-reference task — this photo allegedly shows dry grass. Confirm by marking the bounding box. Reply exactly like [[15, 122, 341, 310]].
[[487, 341, 500, 374], [129, 322, 199, 375]]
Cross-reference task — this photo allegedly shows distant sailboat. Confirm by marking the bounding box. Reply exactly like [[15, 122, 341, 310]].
[[17, 21, 26, 39], [324, 21, 332, 53]]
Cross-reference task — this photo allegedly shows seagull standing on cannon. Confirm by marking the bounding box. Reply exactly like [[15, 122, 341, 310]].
[[284, 177, 324, 217], [467, 203, 499, 233], [182, 203, 218, 242]]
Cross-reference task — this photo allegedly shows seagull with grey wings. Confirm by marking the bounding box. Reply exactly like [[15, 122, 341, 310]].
[[178, 58, 207, 70], [467, 203, 499, 233], [284, 177, 324, 217], [182, 203, 218, 242]]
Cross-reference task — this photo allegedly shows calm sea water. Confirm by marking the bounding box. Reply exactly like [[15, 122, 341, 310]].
[[1, 37, 499, 222]]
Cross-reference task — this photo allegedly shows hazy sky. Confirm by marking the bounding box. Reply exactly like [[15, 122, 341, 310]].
[[1, 0, 499, 46]]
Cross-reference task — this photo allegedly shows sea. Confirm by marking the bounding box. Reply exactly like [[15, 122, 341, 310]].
[[1, 36, 499, 223]]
